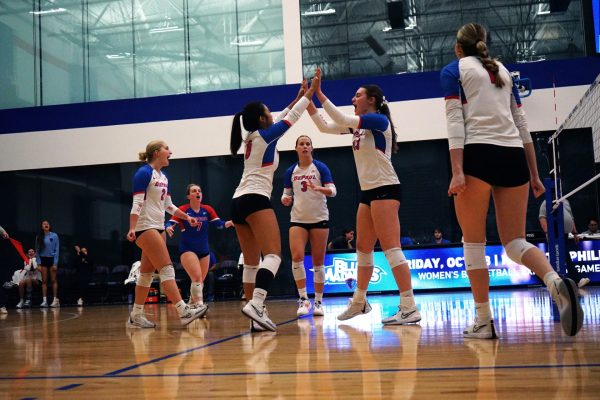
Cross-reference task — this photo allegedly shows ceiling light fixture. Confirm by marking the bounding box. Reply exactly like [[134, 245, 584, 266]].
[[29, 8, 67, 15]]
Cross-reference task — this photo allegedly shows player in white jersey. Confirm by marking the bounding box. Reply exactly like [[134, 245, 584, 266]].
[[231, 76, 318, 332], [126, 140, 207, 328], [308, 68, 421, 325], [441, 23, 582, 338], [281, 135, 336, 317]]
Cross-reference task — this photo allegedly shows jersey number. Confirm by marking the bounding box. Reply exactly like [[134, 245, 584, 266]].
[[160, 188, 166, 201], [300, 181, 308, 192]]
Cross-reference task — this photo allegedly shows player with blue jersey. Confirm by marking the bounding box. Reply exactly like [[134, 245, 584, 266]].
[[281, 135, 336, 317], [35, 220, 60, 307], [166, 183, 233, 307], [126, 140, 207, 328], [231, 76, 318, 332], [441, 23, 582, 338], [308, 68, 421, 325]]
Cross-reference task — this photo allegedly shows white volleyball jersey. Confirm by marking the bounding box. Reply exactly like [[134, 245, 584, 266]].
[[440, 56, 531, 149], [350, 115, 400, 191], [283, 160, 334, 223], [233, 97, 310, 199], [313, 101, 400, 191], [131, 164, 176, 231]]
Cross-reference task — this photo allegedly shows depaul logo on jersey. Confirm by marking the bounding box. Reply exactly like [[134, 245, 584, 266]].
[[322, 257, 387, 285]]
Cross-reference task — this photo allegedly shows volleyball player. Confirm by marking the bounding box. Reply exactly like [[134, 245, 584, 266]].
[[35, 220, 60, 308], [281, 134, 336, 316], [126, 140, 207, 328], [230, 76, 317, 332], [440, 23, 583, 338], [166, 183, 233, 307], [308, 68, 421, 325]]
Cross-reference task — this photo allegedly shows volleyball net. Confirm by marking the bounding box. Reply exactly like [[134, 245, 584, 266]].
[[542, 72, 600, 275]]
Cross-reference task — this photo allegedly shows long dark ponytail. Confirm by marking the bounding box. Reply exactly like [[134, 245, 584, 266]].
[[230, 102, 266, 155], [361, 84, 398, 153], [35, 220, 50, 251], [457, 23, 504, 88]]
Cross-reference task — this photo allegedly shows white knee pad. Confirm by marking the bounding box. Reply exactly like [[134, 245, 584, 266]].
[[158, 265, 175, 282], [504, 238, 536, 264], [383, 247, 407, 269], [313, 265, 326, 284], [464, 243, 487, 270], [292, 261, 306, 281], [190, 282, 203, 298], [137, 272, 154, 287], [242, 265, 259, 284], [260, 254, 282, 276], [356, 251, 374, 267]]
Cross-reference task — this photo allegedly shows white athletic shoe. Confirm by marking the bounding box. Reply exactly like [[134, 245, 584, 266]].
[[180, 304, 208, 326], [189, 301, 208, 318], [337, 299, 372, 321], [296, 298, 312, 316], [313, 301, 325, 316], [77, 298, 83, 306], [126, 313, 156, 329], [551, 277, 584, 336], [40, 300, 48, 308], [50, 298, 60, 308], [16, 300, 24, 309], [242, 300, 277, 332], [0, 307, 7, 314], [463, 319, 498, 339], [578, 277, 590, 289], [24, 299, 31, 308], [382, 306, 421, 325], [250, 320, 268, 332]]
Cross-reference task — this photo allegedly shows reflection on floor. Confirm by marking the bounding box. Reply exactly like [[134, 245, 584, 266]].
[[1, 287, 599, 399]]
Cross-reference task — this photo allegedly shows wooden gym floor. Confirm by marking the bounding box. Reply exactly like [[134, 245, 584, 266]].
[[1, 287, 599, 399]]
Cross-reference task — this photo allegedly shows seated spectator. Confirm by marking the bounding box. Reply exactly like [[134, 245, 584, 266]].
[[16, 249, 42, 308], [328, 227, 355, 250], [74, 245, 93, 306], [431, 228, 451, 245], [401, 235, 415, 246], [581, 217, 599, 237]]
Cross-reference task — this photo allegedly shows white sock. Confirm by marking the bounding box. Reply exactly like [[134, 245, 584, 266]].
[[191, 282, 203, 303], [352, 288, 367, 303], [252, 288, 268, 306], [43, 297, 47, 303], [475, 301, 492, 322], [315, 292, 323, 303], [400, 289, 416, 309], [543, 271, 561, 299], [175, 300, 187, 316], [298, 288, 308, 299], [132, 303, 144, 315]]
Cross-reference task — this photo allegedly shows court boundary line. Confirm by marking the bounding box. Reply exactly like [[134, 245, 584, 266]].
[[1, 362, 598, 381]]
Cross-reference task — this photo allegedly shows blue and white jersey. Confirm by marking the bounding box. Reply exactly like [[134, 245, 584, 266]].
[[233, 97, 310, 199], [283, 159, 335, 223], [440, 56, 532, 150], [131, 164, 177, 231], [312, 101, 400, 191]]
